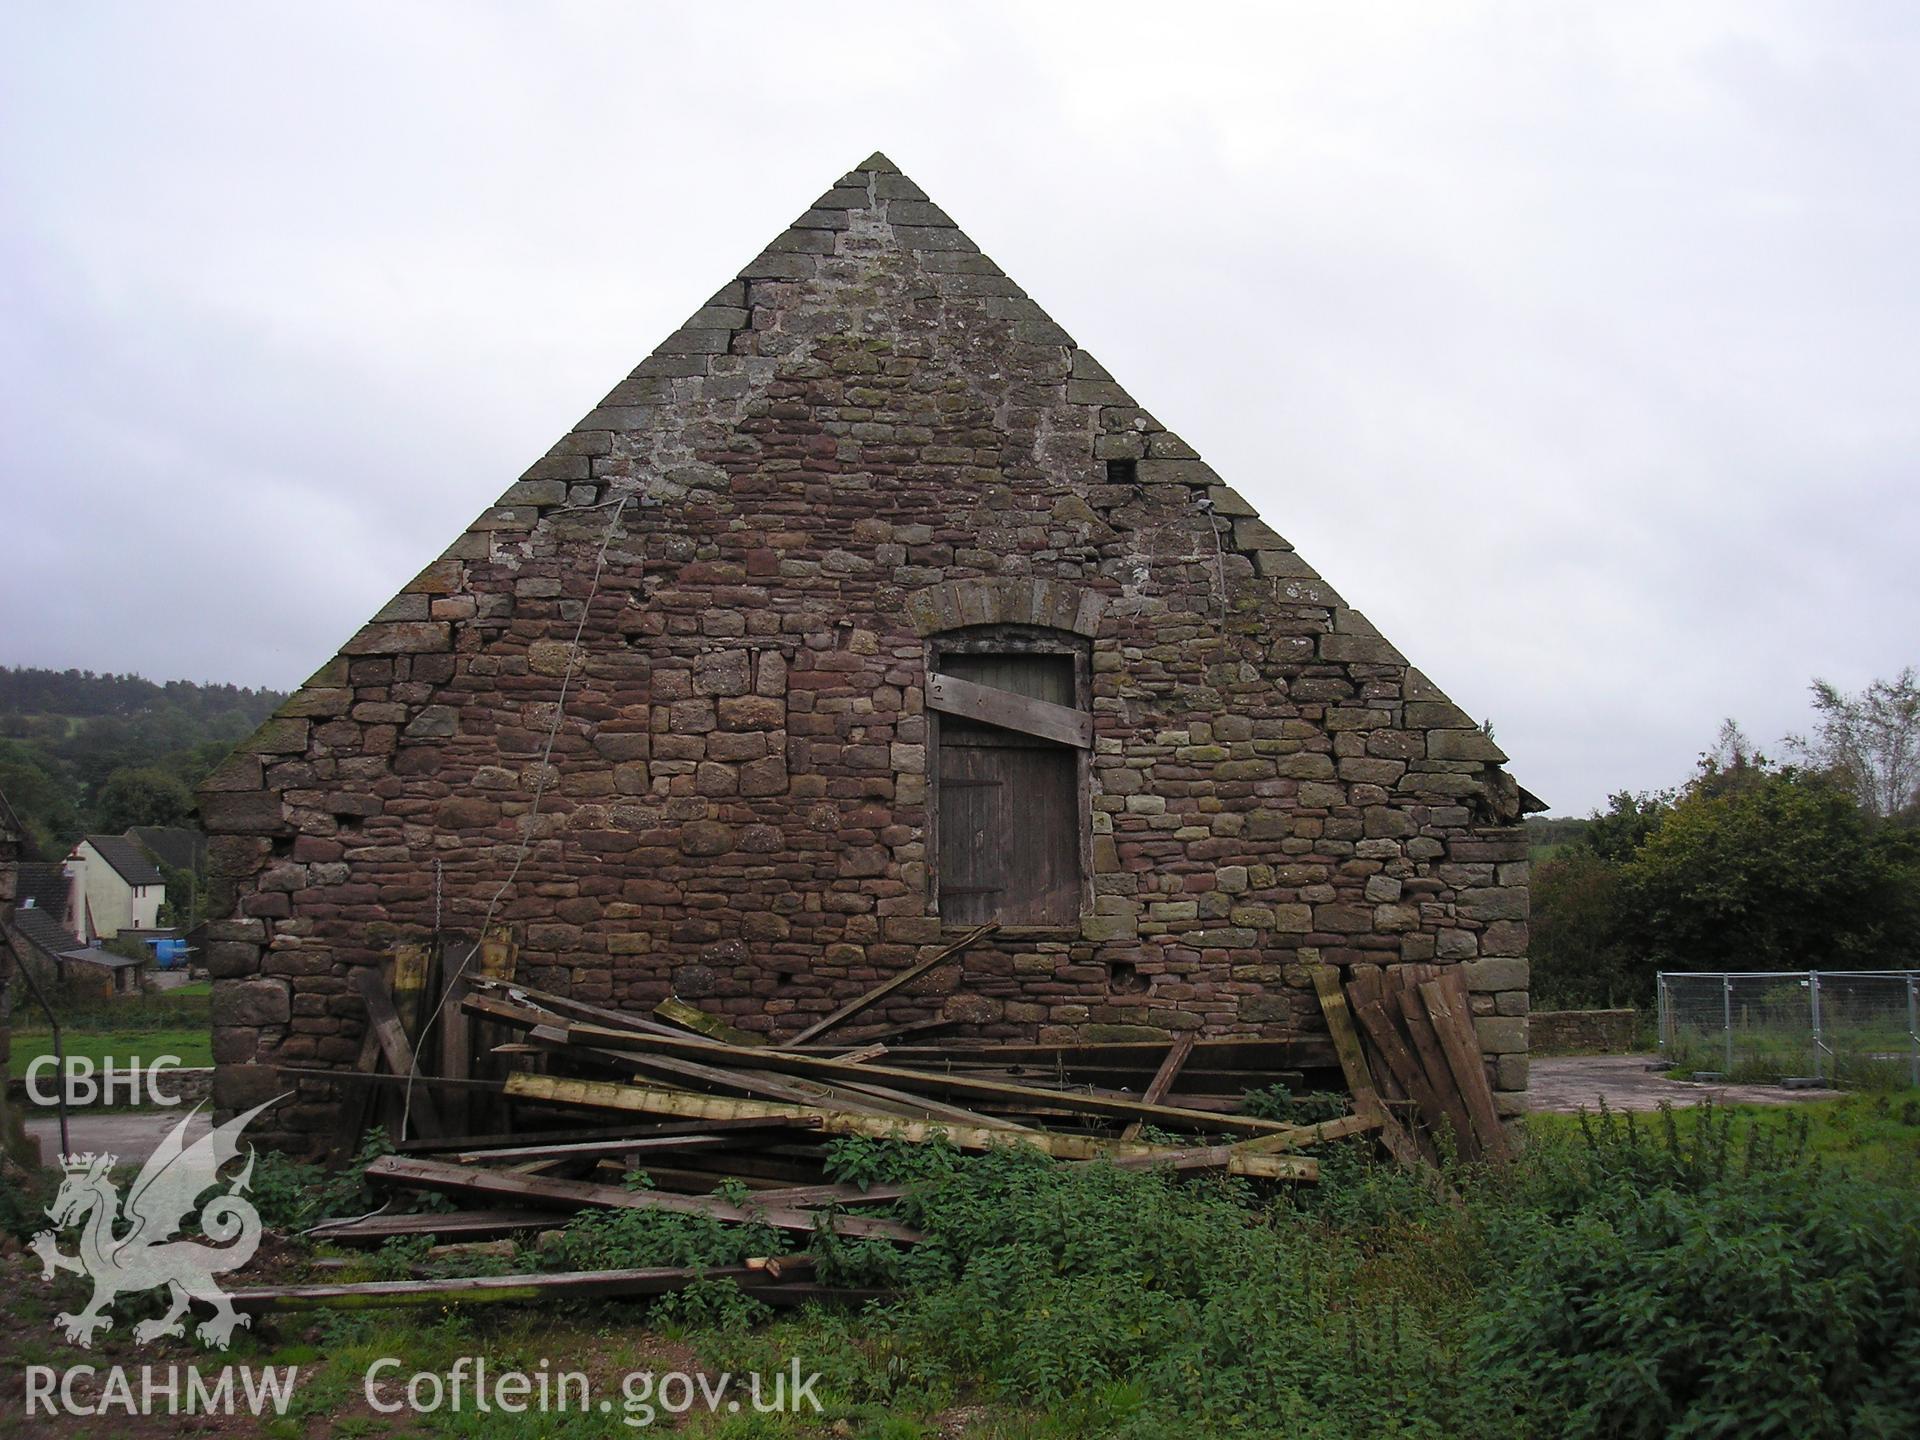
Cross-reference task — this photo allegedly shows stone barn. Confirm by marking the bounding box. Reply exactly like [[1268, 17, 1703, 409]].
[[199, 153, 1536, 1152]]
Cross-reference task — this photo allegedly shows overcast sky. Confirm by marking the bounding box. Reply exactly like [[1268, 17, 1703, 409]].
[[3, 4, 1915, 814]]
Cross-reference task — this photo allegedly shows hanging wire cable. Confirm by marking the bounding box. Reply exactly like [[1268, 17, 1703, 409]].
[[395, 493, 632, 1140]]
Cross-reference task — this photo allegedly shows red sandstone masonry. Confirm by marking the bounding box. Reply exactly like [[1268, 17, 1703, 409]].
[[200, 154, 1532, 1152]]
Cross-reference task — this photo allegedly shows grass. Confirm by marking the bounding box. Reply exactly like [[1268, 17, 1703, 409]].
[[1528, 1092, 1920, 1184], [7, 1025, 213, 1077], [8, 978, 213, 1082], [5, 1099, 1917, 1438]]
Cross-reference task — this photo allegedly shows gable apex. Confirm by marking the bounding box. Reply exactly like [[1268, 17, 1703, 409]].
[[221, 153, 1521, 814]]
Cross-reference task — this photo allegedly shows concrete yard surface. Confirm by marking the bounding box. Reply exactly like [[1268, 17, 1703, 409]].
[[1530, 1054, 1843, 1114]]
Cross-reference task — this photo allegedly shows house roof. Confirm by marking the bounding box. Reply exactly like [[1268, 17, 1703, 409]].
[[16, 860, 71, 913], [81, 834, 165, 887], [127, 825, 206, 874], [11, 902, 78, 963], [64, 947, 148, 970]]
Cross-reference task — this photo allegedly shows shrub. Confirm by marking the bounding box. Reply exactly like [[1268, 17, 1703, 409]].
[[875, 1144, 1509, 1436], [1477, 1105, 1920, 1438]]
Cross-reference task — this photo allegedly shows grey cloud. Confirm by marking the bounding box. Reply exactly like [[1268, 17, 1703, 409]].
[[3, 3, 1915, 812]]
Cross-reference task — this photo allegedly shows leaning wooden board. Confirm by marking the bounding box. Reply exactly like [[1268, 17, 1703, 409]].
[[1307, 966, 1425, 1172], [1415, 973, 1510, 1162], [1384, 967, 1479, 1160]]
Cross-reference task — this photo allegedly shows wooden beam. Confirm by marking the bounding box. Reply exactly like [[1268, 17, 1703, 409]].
[[734, 1179, 913, 1209], [437, 969, 472, 1136], [447, 1133, 763, 1165], [926, 672, 1093, 748], [338, 953, 394, 1154], [1389, 983, 1475, 1157], [563, 1039, 1005, 1129], [1350, 995, 1460, 1156], [654, 996, 767, 1047], [503, 1072, 1319, 1182], [1416, 976, 1510, 1163], [495, 1000, 1293, 1136], [1231, 1111, 1382, 1155], [395, 1117, 810, 1155], [364, 1154, 924, 1242], [391, 943, 431, 1043], [351, 967, 443, 1139], [302, 1209, 556, 1244], [1120, 1034, 1196, 1142], [227, 1257, 816, 1314], [1341, 967, 1409, 1110], [1308, 965, 1424, 1172], [785, 923, 998, 1045], [467, 976, 683, 1039], [279, 1065, 504, 1094], [809, 1035, 1337, 1074]]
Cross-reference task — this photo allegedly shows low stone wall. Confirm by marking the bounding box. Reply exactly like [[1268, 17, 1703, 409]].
[[1530, 1008, 1636, 1054], [8, 1064, 215, 1110]]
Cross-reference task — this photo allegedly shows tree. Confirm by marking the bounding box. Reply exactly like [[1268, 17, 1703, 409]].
[[1531, 849, 1642, 1006], [91, 766, 195, 832], [1622, 766, 1920, 971], [1787, 668, 1920, 819], [1581, 789, 1672, 864], [0, 746, 80, 857]]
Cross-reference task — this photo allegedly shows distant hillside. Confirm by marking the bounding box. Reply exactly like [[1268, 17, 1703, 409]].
[[0, 666, 286, 856], [1525, 813, 1591, 861]]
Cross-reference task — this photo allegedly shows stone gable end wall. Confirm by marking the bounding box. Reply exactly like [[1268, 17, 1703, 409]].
[[200, 155, 1531, 1151]]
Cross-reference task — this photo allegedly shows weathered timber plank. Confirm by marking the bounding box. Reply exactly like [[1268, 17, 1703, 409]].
[[503, 1072, 1319, 1182], [738, 1180, 913, 1209], [1342, 968, 1410, 1109], [448, 1133, 760, 1165], [655, 996, 768, 1046], [394, 1117, 810, 1155], [228, 1258, 817, 1313], [351, 967, 442, 1140], [1120, 1033, 1197, 1142], [926, 672, 1093, 748], [1309, 965, 1424, 1172], [784, 923, 998, 1045], [506, 1003, 1293, 1136], [339, 952, 395, 1153], [302, 1209, 556, 1244], [1389, 985, 1475, 1157], [364, 1155, 924, 1241], [1417, 975, 1511, 1163], [392, 943, 430, 1043], [1231, 1111, 1382, 1155], [1350, 996, 1459, 1153], [437, 968, 471, 1137], [467, 976, 684, 1038]]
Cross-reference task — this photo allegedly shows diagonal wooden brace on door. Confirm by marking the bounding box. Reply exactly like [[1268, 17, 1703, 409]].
[[926, 672, 1093, 748]]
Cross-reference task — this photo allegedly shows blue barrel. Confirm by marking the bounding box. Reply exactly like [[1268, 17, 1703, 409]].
[[147, 937, 189, 968]]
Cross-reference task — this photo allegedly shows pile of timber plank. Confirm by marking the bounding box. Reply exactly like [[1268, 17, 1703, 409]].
[[1310, 963, 1510, 1167], [251, 941, 1480, 1316]]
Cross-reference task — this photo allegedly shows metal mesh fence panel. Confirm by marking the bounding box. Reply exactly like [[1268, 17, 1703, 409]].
[[1658, 971, 1920, 1087]]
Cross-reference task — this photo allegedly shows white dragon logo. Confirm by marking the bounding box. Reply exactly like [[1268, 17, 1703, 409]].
[[29, 1097, 283, 1349]]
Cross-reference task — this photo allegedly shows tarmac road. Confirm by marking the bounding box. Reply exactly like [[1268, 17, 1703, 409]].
[[22, 1106, 211, 1166]]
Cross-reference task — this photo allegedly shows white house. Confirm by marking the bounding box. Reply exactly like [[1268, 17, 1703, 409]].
[[68, 834, 164, 940]]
